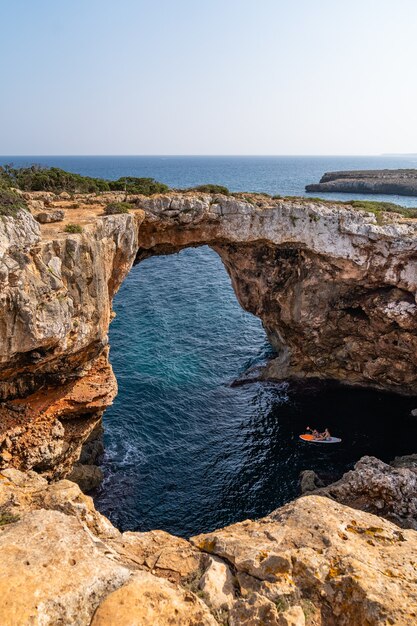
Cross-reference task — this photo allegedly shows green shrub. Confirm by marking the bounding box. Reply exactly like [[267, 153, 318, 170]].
[[347, 199, 417, 218], [0, 510, 20, 526], [64, 223, 83, 234], [0, 165, 13, 189], [104, 202, 133, 215], [0, 165, 110, 193], [190, 184, 230, 195], [288, 194, 417, 219], [0, 189, 27, 217], [0, 166, 169, 196], [108, 177, 169, 195]]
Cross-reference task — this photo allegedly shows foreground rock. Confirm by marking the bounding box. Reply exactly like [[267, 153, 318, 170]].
[[91, 572, 218, 626], [1, 468, 417, 625], [192, 494, 417, 626], [0, 509, 129, 626], [306, 169, 417, 196], [1, 191, 417, 477]]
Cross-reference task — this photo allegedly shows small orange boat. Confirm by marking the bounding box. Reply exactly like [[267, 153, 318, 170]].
[[299, 434, 341, 443]]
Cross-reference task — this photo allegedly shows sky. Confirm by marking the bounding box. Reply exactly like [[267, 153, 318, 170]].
[[1, 0, 417, 155]]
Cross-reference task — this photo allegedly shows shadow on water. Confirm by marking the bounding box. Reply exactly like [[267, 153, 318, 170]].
[[93, 246, 417, 538], [221, 383, 417, 525]]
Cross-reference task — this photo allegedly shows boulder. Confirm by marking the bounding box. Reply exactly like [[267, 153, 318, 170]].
[[90, 571, 218, 626], [229, 593, 282, 625], [199, 555, 236, 609], [278, 605, 306, 626], [391, 453, 417, 469], [35, 209, 65, 223], [299, 469, 324, 493], [0, 509, 130, 626], [109, 528, 205, 583]]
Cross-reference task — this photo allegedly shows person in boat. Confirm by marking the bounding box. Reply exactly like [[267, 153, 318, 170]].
[[318, 428, 331, 441], [306, 426, 320, 439]]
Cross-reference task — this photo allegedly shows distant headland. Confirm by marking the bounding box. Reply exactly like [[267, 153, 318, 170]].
[[306, 169, 417, 197]]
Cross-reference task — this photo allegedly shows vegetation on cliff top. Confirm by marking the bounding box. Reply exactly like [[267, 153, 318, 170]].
[[104, 202, 133, 215], [0, 165, 169, 196], [64, 223, 83, 234], [0, 189, 28, 217], [110, 177, 169, 195], [347, 199, 417, 218], [188, 184, 230, 195], [274, 194, 417, 219], [1, 165, 416, 221]]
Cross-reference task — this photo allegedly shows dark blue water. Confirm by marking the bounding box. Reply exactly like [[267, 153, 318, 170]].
[[4, 155, 417, 536]]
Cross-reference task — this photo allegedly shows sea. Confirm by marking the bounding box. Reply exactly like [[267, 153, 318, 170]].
[[4, 155, 417, 537]]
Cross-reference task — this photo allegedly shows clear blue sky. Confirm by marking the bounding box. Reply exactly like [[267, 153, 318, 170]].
[[2, 0, 416, 155]]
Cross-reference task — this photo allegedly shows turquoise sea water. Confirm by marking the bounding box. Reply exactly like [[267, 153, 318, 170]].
[[4, 155, 417, 536]]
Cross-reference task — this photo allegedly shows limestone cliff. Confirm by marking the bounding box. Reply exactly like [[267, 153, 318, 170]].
[[1, 190, 417, 478], [1, 191, 417, 625], [1, 468, 417, 625]]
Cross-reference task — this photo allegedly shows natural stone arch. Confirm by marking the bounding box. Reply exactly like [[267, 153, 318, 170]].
[[0, 191, 416, 478], [134, 193, 417, 394]]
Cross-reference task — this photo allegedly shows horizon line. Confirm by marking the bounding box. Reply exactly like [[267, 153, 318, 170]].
[[1, 153, 416, 159]]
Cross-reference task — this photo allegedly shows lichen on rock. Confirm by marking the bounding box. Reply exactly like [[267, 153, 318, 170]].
[[1, 470, 416, 625]]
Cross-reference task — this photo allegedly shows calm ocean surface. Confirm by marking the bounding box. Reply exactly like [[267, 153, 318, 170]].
[[4, 155, 417, 536]]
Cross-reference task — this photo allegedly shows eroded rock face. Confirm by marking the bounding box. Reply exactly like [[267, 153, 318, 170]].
[[312, 455, 417, 530], [1, 192, 417, 476], [1, 470, 416, 626], [0, 353, 116, 479]]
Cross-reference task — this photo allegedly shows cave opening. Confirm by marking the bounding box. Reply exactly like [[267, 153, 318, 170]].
[[93, 245, 417, 537]]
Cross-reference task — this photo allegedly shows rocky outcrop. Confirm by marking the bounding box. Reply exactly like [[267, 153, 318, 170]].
[[299, 469, 325, 494], [1, 468, 417, 625], [0, 353, 116, 479], [1, 191, 417, 478], [306, 169, 417, 196], [311, 455, 417, 530]]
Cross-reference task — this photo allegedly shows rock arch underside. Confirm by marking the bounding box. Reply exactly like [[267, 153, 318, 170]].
[[2, 190, 417, 625]]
